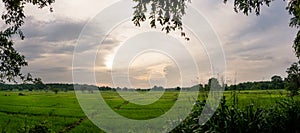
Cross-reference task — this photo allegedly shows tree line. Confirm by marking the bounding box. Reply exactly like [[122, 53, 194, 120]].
[[0, 74, 293, 93], [224, 75, 284, 91]]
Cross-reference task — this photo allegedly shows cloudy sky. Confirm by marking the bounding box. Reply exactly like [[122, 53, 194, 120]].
[[1, 0, 298, 88]]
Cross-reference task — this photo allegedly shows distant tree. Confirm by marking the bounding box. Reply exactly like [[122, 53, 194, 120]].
[[17, 85, 23, 91], [152, 85, 164, 91], [208, 78, 222, 91], [123, 87, 128, 91], [22, 83, 33, 91], [33, 78, 46, 91], [286, 61, 300, 96], [116, 87, 121, 91], [87, 87, 94, 93], [52, 88, 60, 94], [271, 75, 284, 89], [45, 85, 50, 92], [204, 84, 209, 91], [271, 75, 283, 83], [224, 84, 229, 91], [80, 86, 86, 93]]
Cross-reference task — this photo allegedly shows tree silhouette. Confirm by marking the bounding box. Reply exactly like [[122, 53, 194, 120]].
[[0, 0, 54, 83], [286, 61, 300, 96], [207, 77, 222, 91], [132, 0, 191, 40], [132, 0, 300, 58], [271, 75, 284, 90]]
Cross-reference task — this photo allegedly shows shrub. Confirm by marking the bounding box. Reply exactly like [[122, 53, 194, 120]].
[[18, 121, 52, 133], [52, 88, 60, 94], [171, 97, 300, 133], [28, 121, 52, 133], [18, 93, 25, 96]]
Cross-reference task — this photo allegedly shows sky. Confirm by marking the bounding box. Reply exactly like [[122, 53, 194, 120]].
[[0, 0, 298, 88]]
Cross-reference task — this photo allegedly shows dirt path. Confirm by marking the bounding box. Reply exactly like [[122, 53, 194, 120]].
[[60, 117, 87, 133]]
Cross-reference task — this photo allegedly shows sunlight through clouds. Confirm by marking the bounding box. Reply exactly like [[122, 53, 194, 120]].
[[4, 0, 297, 85]]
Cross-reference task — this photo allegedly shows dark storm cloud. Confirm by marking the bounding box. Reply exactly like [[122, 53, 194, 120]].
[[22, 16, 85, 42], [14, 17, 87, 61], [15, 39, 76, 61]]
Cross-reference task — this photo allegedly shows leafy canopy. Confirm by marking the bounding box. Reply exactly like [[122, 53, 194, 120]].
[[0, 0, 54, 83], [132, 0, 300, 57], [132, 0, 191, 40]]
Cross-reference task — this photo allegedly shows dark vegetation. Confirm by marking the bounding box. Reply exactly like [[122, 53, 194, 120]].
[[172, 95, 300, 133], [0, 75, 293, 93], [1, 0, 300, 132], [172, 97, 300, 133], [0, 70, 297, 132], [0, 79, 299, 132]]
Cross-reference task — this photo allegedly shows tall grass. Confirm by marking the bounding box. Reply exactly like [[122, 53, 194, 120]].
[[171, 94, 300, 133]]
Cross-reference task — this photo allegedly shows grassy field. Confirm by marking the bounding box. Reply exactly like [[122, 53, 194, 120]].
[[0, 90, 299, 132], [0, 91, 102, 133]]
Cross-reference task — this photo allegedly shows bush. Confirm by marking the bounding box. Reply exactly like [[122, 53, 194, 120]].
[[18, 93, 25, 96], [52, 88, 60, 94], [18, 121, 52, 133], [29, 122, 50, 133], [171, 97, 300, 133]]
